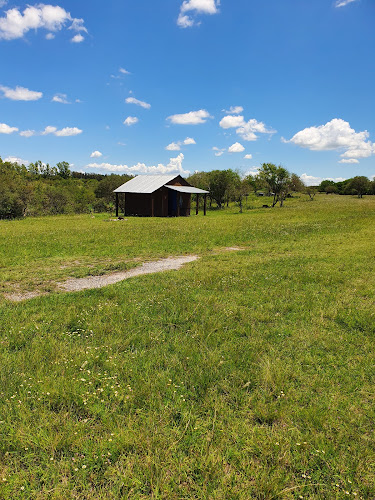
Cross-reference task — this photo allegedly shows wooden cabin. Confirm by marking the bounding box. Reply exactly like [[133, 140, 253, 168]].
[[114, 174, 208, 217]]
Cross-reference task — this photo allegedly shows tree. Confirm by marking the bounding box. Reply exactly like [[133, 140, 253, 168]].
[[290, 173, 305, 193], [207, 169, 241, 208], [258, 163, 292, 207], [346, 176, 370, 198], [305, 185, 318, 200], [56, 161, 71, 179]]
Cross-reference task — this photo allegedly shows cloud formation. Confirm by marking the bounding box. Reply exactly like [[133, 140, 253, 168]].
[[300, 173, 347, 186], [0, 122, 18, 134], [177, 0, 219, 28], [212, 147, 225, 157], [123, 116, 139, 126], [165, 137, 196, 150], [52, 93, 69, 104], [0, 4, 87, 41], [4, 156, 29, 166], [228, 142, 245, 153], [335, 0, 358, 7], [87, 153, 190, 176], [220, 114, 276, 141], [125, 97, 151, 109], [90, 151, 102, 158], [224, 106, 244, 115], [0, 84, 42, 101], [41, 125, 82, 136], [167, 109, 211, 125], [285, 118, 375, 163]]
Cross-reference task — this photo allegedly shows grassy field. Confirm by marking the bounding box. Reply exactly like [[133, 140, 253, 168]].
[[0, 194, 374, 499]]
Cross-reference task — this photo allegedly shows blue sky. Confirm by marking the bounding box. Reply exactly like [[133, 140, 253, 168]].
[[0, 0, 374, 184]]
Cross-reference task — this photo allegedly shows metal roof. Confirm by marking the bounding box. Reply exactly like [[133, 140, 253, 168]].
[[114, 175, 179, 194], [166, 185, 208, 194]]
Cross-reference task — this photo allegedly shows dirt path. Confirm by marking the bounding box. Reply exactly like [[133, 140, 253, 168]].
[[4, 256, 199, 302], [3, 247, 244, 302]]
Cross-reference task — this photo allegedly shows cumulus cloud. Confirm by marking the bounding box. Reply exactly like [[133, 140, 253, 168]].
[[41, 125, 82, 136], [166, 137, 196, 150], [86, 153, 190, 176], [45, 32, 54, 39], [224, 106, 244, 115], [125, 96, 151, 109], [123, 116, 139, 126], [0, 84, 42, 101], [20, 129, 35, 137], [119, 67, 130, 75], [244, 154, 253, 159], [177, 0, 219, 28], [220, 114, 276, 141], [52, 93, 69, 104], [90, 151, 102, 158], [71, 33, 84, 43], [228, 142, 245, 153], [335, 0, 358, 7], [167, 109, 212, 125], [339, 158, 359, 164], [285, 118, 375, 163], [165, 142, 181, 151], [0, 122, 18, 134], [4, 156, 29, 166], [0, 4, 87, 41]]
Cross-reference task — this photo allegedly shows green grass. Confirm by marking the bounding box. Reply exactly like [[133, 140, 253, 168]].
[[0, 194, 375, 498]]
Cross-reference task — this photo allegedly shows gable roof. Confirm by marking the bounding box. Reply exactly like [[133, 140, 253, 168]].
[[114, 175, 178, 194]]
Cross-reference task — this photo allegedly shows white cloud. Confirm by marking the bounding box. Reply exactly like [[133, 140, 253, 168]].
[[52, 93, 69, 104], [165, 142, 181, 151], [183, 137, 196, 145], [0, 84, 42, 101], [244, 167, 260, 177], [167, 109, 212, 125], [86, 153, 190, 176], [45, 32, 54, 39], [300, 173, 347, 186], [228, 142, 245, 153], [220, 114, 276, 141], [71, 33, 84, 43], [244, 154, 253, 159], [0, 122, 18, 134], [286, 118, 375, 163], [0, 1, 8, 8], [0, 4, 87, 41], [119, 67, 130, 75], [166, 137, 196, 150], [4, 156, 29, 166], [339, 158, 359, 164], [55, 127, 82, 137], [41, 125, 82, 136], [335, 0, 358, 7], [20, 129, 35, 137], [224, 106, 243, 115], [123, 116, 139, 126], [177, 0, 219, 28], [90, 151, 102, 158], [212, 147, 225, 157], [125, 96, 151, 109]]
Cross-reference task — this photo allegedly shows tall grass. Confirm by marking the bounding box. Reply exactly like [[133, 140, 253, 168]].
[[0, 194, 374, 498]]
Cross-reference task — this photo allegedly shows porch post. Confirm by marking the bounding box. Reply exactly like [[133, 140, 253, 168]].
[[116, 192, 119, 217], [196, 194, 199, 215], [204, 194, 207, 216], [124, 193, 126, 216]]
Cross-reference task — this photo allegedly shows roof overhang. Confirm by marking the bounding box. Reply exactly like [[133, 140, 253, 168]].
[[166, 185, 209, 194]]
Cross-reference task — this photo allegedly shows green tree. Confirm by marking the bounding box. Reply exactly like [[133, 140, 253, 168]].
[[258, 163, 292, 207], [346, 176, 370, 198], [56, 161, 71, 179], [208, 169, 241, 208]]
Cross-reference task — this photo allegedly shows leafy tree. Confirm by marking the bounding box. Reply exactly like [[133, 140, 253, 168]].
[[346, 176, 370, 198], [290, 173, 305, 193], [258, 163, 292, 207], [56, 161, 71, 179], [207, 169, 241, 208], [318, 180, 335, 192], [305, 185, 318, 200]]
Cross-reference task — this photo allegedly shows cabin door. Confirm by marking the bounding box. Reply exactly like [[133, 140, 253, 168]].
[[168, 190, 177, 216]]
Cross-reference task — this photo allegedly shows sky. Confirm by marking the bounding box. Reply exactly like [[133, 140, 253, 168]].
[[0, 0, 374, 185]]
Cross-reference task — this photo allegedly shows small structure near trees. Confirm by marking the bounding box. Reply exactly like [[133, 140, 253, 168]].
[[113, 174, 208, 217]]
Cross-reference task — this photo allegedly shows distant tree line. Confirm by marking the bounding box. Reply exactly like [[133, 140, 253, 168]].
[[317, 177, 375, 197], [0, 157, 132, 219], [1, 157, 374, 219]]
